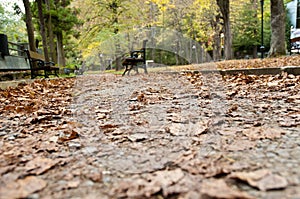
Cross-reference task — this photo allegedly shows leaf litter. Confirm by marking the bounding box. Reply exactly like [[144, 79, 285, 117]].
[[0, 70, 299, 198]]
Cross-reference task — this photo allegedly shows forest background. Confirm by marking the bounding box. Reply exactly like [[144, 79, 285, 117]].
[[0, 0, 293, 71]]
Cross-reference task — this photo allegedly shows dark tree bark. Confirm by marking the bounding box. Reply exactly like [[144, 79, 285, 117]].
[[211, 14, 222, 61], [251, 0, 258, 58], [36, 0, 49, 61], [269, 0, 286, 57], [56, 31, 66, 66], [45, 0, 56, 63], [23, 0, 36, 52], [216, 0, 233, 60], [110, 0, 122, 71], [55, 0, 67, 67]]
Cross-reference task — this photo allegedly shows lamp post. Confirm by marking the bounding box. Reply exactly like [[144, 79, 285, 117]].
[[260, 0, 265, 59]]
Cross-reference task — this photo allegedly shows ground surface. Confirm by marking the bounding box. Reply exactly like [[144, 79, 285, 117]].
[[0, 70, 300, 198]]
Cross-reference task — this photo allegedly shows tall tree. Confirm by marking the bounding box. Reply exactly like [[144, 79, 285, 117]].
[[76, 0, 141, 70], [45, 0, 56, 63], [0, 4, 8, 31], [269, 0, 286, 57], [36, 0, 49, 61], [48, 0, 79, 66], [0, 4, 27, 42], [216, 0, 233, 59], [23, 0, 36, 51], [231, 0, 260, 58]]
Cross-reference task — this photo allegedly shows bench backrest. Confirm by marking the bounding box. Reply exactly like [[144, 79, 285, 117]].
[[26, 50, 45, 61], [129, 40, 148, 63], [0, 34, 9, 57]]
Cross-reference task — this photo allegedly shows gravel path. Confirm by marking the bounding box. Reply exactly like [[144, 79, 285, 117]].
[[1, 72, 299, 198], [66, 73, 300, 198]]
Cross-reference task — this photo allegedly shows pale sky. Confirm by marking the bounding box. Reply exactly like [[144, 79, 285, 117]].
[[1, 0, 25, 12]]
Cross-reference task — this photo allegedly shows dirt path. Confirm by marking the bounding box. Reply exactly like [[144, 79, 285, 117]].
[[1, 72, 300, 198]]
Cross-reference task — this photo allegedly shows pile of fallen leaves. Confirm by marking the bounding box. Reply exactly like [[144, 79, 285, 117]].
[[216, 55, 300, 69], [0, 71, 299, 198], [0, 78, 74, 115], [0, 78, 77, 140], [163, 55, 300, 72], [0, 78, 78, 198]]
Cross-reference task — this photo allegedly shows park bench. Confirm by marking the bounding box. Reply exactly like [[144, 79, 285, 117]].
[[24, 49, 59, 79], [0, 34, 59, 79], [122, 40, 148, 76]]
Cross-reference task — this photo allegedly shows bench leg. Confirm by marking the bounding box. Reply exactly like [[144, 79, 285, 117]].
[[31, 72, 35, 79], [44, 70, 49, 78], [55, 69, 59, 77], [122, 65, 129, 76], [143, 64, 148, 74], [134, 65, 139, 75], [31, 70, 38, 79], [128, 64, 139, 75]]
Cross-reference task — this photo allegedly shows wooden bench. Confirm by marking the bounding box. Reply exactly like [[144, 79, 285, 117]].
[[0, 34, 30, 73], [122, 40, 148, 76], [24, 49, 59, 79]]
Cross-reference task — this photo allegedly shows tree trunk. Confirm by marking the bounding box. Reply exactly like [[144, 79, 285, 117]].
[[212, 32, 221, 61], [45, 0, 56, 63], [37, 0, 49, 61], [216, 0, 233, 60], [110, 1, 122, 71], [269, 0, 286, 57], [252, 0, 258, 58], [56, 31, 65, 66], [23, 0, 36, 52], [210, 13, 222, 61]]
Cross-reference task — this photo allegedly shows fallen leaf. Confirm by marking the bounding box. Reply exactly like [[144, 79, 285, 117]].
[[84, 170, 103, 182], [0, 176, 47, 198], [114, 169, 185, 198], [178, 155, 231, 177], [66, 180, 81, 189], [58, 129, 79, 143], [25, 156, 60, 175], [229, 169, 288, 191], [201, 179, 253, 199], [224, 139, 256, 151], [146, 168, 185, 187], [256, 173, 289, 191], [278, 119, 298, 127], [243, 127, 284, 140], [127, 133, 149, 142]]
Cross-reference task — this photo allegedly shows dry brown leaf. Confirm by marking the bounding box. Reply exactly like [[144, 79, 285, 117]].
[[147, 168, 185, 187], [114, 169, 185, 198], [58, 129, 79, 143], [66, 180, 81, 189], [0, 176, 47, 199], [25, 156, 60, 175], [201, 179, 254, 199], [85, 171, 103, 182], [229, 169, 288, 191], [278, 119, 298, 127], [127, 133, 149, 142], [224, 139, 256, 151], [178, 155, 232, 177], [255, 173, 289, 191], [243, 127, 284, 140]]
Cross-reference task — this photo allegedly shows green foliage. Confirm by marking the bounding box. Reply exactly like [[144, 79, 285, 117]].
[[76, 0, 144, 48], [0, 4, 6, 30], [231, 0, 272, 56], [1, 0, 291, 64], [150, 49, 189, 65], [0, 4, 27, 42], [232, 1, 260, 48], [61, 0, 288, 66], [30, 0, 80, 36]]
